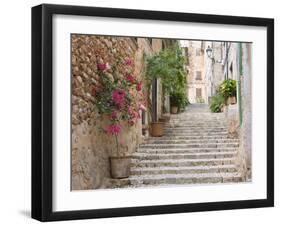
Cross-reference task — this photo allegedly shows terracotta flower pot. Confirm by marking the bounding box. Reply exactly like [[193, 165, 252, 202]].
[[151, 122, 164, 137], [109, 156, 131, 179], [171, 106, 178, 114], [227, 96, 237, 105]]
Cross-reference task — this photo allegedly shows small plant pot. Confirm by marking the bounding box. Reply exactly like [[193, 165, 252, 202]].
[[171, 106, 178, 114], [151, 122, 164, 137], [227, 96, 237, 105], [109, 156, 131, 179]]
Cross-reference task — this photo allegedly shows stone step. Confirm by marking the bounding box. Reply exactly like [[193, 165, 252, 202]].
[[119, 172, 242, 186], [139, 143, 239, 149], [137, 147, 237, 154], [131, 158, 236, 167], [163, 131, 229, 136], [169, 120, 225, 123], [144, 135, 230, 140], [144, 139, 239, 144], [164, 129, 228, 133], [130, 165, 238, 175], [168, 121, 226, 124], [170, 115, 225, 119], [167, 126, 227, 129], [132, 151, 237, 160], [166, 125, 227, 129]]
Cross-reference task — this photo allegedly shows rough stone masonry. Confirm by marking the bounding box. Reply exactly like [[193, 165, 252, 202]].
[[71, 35, 162, 190]]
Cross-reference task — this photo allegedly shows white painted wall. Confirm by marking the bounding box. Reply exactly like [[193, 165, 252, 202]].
[[0, 0, 279, 226]]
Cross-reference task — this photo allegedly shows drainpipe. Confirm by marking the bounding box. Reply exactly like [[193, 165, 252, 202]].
[[237, 43, 243, 126], [224, 42, 231, 80]]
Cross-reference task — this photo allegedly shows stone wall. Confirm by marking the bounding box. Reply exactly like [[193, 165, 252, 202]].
[[71, 35, 163, 190]]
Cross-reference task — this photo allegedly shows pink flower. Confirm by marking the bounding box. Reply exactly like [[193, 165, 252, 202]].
[[128, 106, 133, 115], [97, 63, 107, 71], [136, 82, 142, 91], [111, 111, 118, 120], [105, 124, 121, 135], [112, 89, 126, 106], [126, 74, 135, 83], [128, 120, 135, 126], [124, 59, 133, 66]]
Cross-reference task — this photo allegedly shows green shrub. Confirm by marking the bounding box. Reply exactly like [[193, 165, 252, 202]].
[[209, 94, 225, 113], [170, 91, 188, 110], [218, 79, 237, 99]]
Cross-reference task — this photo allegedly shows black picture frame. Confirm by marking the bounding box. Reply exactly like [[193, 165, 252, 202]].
[[31, 3, 274, 222]]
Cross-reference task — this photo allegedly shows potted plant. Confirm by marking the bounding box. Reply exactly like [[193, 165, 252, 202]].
[[170, 91, 188, 114], [150, 121, 164, 137], [92, 59, 143, 179], [170, 93, 179, 114], [218, 79, 237, 105], [209, 94, 225, 113]]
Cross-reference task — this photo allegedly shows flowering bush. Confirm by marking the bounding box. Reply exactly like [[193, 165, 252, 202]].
[[92, 58, 143, 155]]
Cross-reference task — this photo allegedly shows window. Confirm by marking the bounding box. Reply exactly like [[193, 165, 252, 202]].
[[196, 88, 202, 98], [195, 71, 202, 80]]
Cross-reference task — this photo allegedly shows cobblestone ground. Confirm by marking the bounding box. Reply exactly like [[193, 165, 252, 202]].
[[113, 104, 242, 188]]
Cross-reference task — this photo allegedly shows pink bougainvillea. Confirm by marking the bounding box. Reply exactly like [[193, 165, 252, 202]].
[[105, 124, 121, 135], [112, 89, 126, 106], [124, 59, 133, 66], [93, 58, 145, 155], [136, 82, 142, 91], [127, 106, 133, 115], [111, 111, 118, 120], [97, 63, 107, 71], [126, 74, 135, 84]]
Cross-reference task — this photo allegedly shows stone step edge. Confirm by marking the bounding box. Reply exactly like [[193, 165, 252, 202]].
[[131, 157, 236, 163], [139, 143, 239, 148], [144, 136, 232, 140], [142, 140, 239, 145], [132, 151, 237, 157], [137, 148, 238, 152], [125, 172, 242, 180], [131, 164, 238, 171]]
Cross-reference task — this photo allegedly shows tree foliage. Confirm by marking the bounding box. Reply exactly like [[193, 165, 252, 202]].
[[209, 94, 225, 113], [145, 45, 188, 109], [145, 45, 187, 94]]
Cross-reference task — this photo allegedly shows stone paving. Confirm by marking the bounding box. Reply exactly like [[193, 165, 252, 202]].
[[116, 104, 243, 188]]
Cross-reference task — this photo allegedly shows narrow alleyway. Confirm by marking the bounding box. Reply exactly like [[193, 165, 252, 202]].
[[119, 104, 243, 187]]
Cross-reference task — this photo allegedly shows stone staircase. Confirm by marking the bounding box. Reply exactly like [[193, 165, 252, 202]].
[[118, 104, 243, 188]]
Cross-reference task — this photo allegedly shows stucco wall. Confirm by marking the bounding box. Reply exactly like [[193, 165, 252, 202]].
[[187, 41, 207, 103], [239, 43, 252, 180]]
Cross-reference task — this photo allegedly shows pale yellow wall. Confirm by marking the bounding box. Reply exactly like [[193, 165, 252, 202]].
[[187, 41, 207, 103]]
